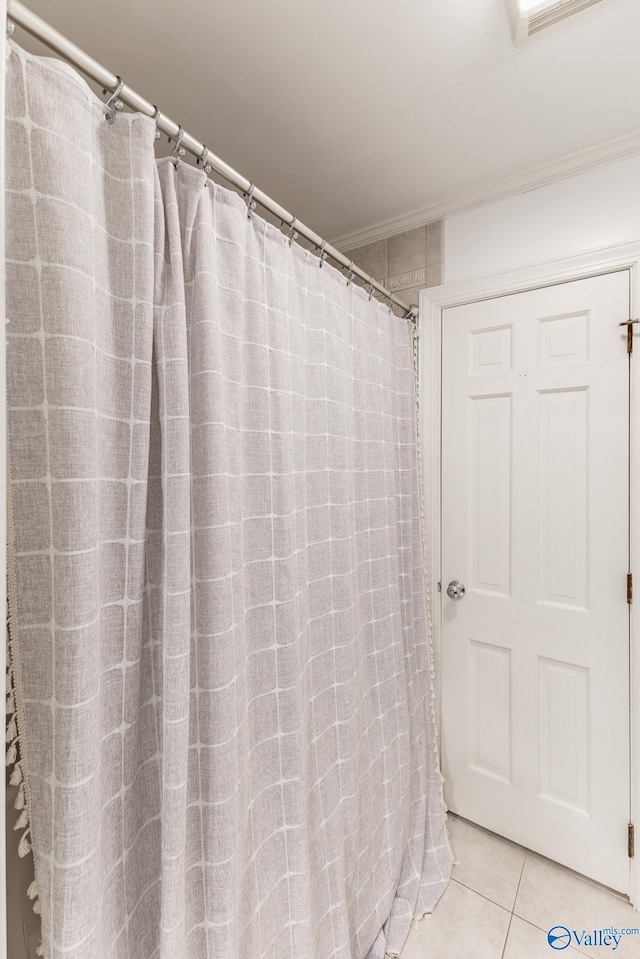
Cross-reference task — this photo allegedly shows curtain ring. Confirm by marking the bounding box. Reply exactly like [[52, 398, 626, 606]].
[[286, 217, 299, 246], [104, 77, 125, 124], [318, 240, 327, 269], [245, 183, 257, 219], [169, 126, 186, 164], [198, 146, 212, 174], [151, 106, 162, 141]]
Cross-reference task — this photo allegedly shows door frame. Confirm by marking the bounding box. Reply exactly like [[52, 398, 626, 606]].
[[419, 240, 640, 907]]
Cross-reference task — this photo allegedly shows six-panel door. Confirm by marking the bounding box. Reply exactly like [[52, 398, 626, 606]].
[[441, 271, 631, 893]]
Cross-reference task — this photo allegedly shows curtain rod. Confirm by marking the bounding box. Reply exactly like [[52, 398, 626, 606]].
[[6, 1, 417, 322]]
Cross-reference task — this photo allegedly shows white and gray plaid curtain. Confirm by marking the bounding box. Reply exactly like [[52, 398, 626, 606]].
[[5, 40, 451, 959]]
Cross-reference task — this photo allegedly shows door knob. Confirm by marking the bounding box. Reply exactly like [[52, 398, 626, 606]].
[[446, 580, 466, 600]]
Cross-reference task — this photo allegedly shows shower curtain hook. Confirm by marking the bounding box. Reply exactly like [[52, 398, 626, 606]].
[[318, 240, 327, 269], [245, 183, 257, 219], [6, 18, 15, 36], [286, 218, 299, 246], [198, 146, 212, 174], [169, 126, 186, 164], [151, 106, 162, 141], [104, 77, 125, 124], [345, 260, 355, 286], [366, 280, 375, 301]]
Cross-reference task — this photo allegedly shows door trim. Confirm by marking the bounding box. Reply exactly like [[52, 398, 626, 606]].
[[419, 240, 640, 907]]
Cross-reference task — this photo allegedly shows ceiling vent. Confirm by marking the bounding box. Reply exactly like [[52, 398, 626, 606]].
[[506, 0, 620, 45]]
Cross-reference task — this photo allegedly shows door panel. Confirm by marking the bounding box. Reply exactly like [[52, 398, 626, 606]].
[[441, 272, 630, 893], [469, 394, 511, 595]]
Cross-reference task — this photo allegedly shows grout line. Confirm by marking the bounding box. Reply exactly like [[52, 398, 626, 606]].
[[499, 912, 514, 959], [449, 878, 512, 915], [499, 852, 526, 959], [512, 852, 527, 914], [500, 853, 527, 959]]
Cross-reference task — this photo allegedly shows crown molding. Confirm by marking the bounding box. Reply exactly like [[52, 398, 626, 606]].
[[334, 129, 640, 253]]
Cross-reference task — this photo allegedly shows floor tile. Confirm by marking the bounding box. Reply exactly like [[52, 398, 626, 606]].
[[503, 916, 583, 958], [400, 879, 510, 959], [514, 853, 640, 956], [448, 815, 526, 911]]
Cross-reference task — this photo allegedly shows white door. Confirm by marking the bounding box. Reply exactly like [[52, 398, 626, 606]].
[[441, 271, 631, 893]]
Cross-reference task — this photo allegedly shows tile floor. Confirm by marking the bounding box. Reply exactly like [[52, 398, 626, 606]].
[[400, 815, 640, 958]]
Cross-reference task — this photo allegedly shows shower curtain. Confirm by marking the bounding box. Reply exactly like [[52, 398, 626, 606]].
[[5, 40, 451, 959]]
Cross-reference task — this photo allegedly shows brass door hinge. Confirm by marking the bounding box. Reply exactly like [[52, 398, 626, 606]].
[[628, 573, 633, 605], [629, 823, 635, 858], [619, 318, 640, 354]]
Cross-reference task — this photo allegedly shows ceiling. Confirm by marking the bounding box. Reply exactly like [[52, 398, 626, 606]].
[[14, 0, 640, 247]]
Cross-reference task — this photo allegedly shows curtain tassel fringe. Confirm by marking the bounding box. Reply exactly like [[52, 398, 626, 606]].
[[9, 761, 23, 786], [17, 828, 31, 857], [14, 809, 29, 831], [5, 741, 17, 766]]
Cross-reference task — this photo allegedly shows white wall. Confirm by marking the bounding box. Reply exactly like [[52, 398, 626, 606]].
[[1, 25, 8, 959], [445, 155, 640, 284]]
